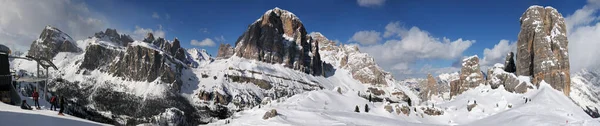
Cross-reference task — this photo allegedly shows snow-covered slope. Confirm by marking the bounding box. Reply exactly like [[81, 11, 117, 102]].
[[570, 69, 600, 118], [470, 81, 597, 125], [186, 48, 212, 68], [220, 81, 599, 125], [0, 103, 106, 126]]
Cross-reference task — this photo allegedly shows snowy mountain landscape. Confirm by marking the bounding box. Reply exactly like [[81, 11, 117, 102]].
[[2, 0, 600, 126]]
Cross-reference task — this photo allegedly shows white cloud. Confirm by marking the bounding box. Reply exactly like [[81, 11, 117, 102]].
[[357, 0, 386, 7], [0, 0, 107, 52], [152, 12, 160, 19], [480, 40, 517, 67], [568, 22, 600, 71], [348, 30, 381, 45], [133, 25, 165, 40], [191, 38, 216, 47], [566, 0, 600, 71], [383, 21, 402, 38], [361, 24, 474, 78]]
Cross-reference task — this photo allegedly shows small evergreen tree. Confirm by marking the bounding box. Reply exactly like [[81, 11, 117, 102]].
[[365, 104, 369, 113], [369, 94, 372, 102], [355, 105, 360, 113]]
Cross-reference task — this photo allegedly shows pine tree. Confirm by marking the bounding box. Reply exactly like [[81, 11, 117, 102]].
[[365, 104, 369, 113], [369, 94, 372, 102], [355, 105, 360, 113]]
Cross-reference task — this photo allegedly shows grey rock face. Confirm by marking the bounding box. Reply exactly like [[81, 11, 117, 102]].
[[143, 33, 155, 43], [262, 109, 278, 120], [232, 8, 323, 76], [312, 32, 391, 85], [80, 44, 122, 71], [109, 45, 184, 91], [27, 26, 80, 59], [216, 44, 234, 59], [94, 28, 134, 46], [421, 74, 438, 100], [450, 56, 485, 97], [487, 64, 531, 93], [516, 6, 570, 96]]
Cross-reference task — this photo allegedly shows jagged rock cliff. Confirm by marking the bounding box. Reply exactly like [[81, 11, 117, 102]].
[[310, 32, 415, 104], [450, 56, 485, 97], [230, 7, 323, 75], [93, 28, 134, 47], [516, 5, 570, 96], [312, 32, 391, 85], [27, 26, 81, 59]]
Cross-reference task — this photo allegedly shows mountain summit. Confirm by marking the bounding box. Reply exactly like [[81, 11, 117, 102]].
[[27, 26, 80, 59], [220, 7, 323, 76]]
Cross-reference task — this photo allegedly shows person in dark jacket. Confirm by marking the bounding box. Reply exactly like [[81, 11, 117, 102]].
[[21, 100, 32, 110], [50, 96, 57, 111], [32, 90, 40, 109], [58, 96, 65, 115]]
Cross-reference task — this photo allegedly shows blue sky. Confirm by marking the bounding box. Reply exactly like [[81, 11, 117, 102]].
[[2, 0, 598, 79]]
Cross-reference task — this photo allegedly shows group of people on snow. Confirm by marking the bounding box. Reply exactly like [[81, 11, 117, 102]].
[[20, 89, 66, 115]]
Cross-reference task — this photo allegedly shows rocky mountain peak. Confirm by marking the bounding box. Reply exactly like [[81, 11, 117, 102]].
[[143, 33, 155, 43], [93, 28, 134, 46], [256, 7, 305, 41], [27, 25, 80, 59], [517, 5, 570, 96], [230, 7, 323, 75]]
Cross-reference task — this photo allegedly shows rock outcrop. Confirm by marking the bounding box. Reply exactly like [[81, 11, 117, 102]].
[[262, 109, 278, 120], [216, 44, 234, 59], [516, 5, 570, 96], [421, 74, 438, 100], [27, 26, 81, 59], [232, 7, 323, 75], [312, 32, 391, 85], [450, 56, 485, 97], [487, 64, 532, 93]]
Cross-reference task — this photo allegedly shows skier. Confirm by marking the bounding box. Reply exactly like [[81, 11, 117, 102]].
[[58, 96, 65, 116], [20, 100, 32, 110], [32, 90, 40, 109], [50, 95, 57, 111]]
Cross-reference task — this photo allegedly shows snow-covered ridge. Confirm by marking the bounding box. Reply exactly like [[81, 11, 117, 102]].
[[36, 25, 75, 44]]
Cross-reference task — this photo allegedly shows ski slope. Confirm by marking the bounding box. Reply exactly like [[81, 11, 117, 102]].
[[0, 102, 106, 126], [214, 81, 600, 126]]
